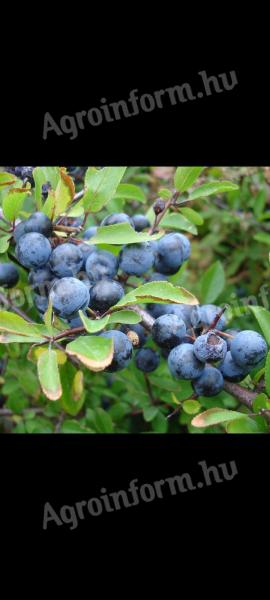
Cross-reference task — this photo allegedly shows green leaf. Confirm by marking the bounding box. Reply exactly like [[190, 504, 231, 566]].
[[0, 311, 52, 343], [152, 412, 168, 432], [60, 419, 92, 433], [188, 180, 239, 200], [249, 306, 270, 346], [43, 300, 53, 335], [0, 171, 17, 187], [108, 310, 142, 325], [174, 167, 204, 192], [159, 212, 197, 234], [253, 232, 270, 246], [264, 351, 270, 396], [143, 406, 159, 422], [79, 311, 110, 333], [83, 167, 127, 212], [0, 235, 11, 254], [183, 399, 201, 414], [94, 408, 114, 433], [200, 260, 225, 303], [42, 168, 75, 219], [66, 335, 114, 371], [37, 348, 62, 400], [226, 417, 261, 433], [191, 407, 247, 428], [158, 188, 172, 199], [89, 222, 162, 245], [33, 167, 60, 210], [113, 281, 198, 310], [2, 189, 28, 221], [59, 363, 85, 416], [180, 207, 204, 226], [114, 183, 146, 203], [252, 392, 270, 413]]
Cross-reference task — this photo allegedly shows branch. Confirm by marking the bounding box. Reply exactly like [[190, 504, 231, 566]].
[[224, 380, 270, 425], [128, 305, 155, 331]]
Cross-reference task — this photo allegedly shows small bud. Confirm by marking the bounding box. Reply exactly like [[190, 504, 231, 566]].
[[153, 198, 165, 215]]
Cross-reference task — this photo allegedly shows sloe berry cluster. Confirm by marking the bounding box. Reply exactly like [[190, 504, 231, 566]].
[[0, 205, 268, 398]]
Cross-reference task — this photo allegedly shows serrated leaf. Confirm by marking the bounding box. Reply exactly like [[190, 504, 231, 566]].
[[188, 180, 239, 200], [89, 222, 163, 245], [113, 281, 198, 310], [191, 407, 246, 428], [159, 212, 197, 234], [37, 348, 62, 400], [249, 306, 270, 346], [152, 412, 168, 432], [200, 260, 225, 303], [180, 207, 204, 225], [174, 167, 204, 192], [28, 345, 67, 365], [83, 167, 127, 212], [66, 335, 114, 371], [114, 183, 146, 203], [2, 188, 28, 221], [0, 235, 11, 253]]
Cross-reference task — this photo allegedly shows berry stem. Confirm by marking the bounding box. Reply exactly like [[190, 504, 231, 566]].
[[148, 190, 180, 235]]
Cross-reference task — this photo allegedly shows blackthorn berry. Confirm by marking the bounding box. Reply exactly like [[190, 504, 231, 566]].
[[28, 266, 55, 295], [152, 314, 186, 349], [192, 366, 224, 397], [193, 331, 227, 363], [230, 330, 268, 368], [49, 277, 90, 318], [135, 348, 160, 372], [119, 242, 155, 276], [85, 250, 118, 282], [49, 243, 84, 277], [133, 215, 150, 232], [14, 212, 52, 240], [16, 232, 52, 269], [222, 328, 240, 350], [219, 351, 250, 382], [101, 213, 135, 229], [120, 324, 148, 348], [0, 263, 19, 288], [79, 242, 97, 267], [154, 233, 190, 275], [100, 330, 133, 372], [82, 226, 98, 240], [33, 293, 49, 315], [90, 280, 124, 313], [76, 271, 92, 291], [168, 343, 204, 380]]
